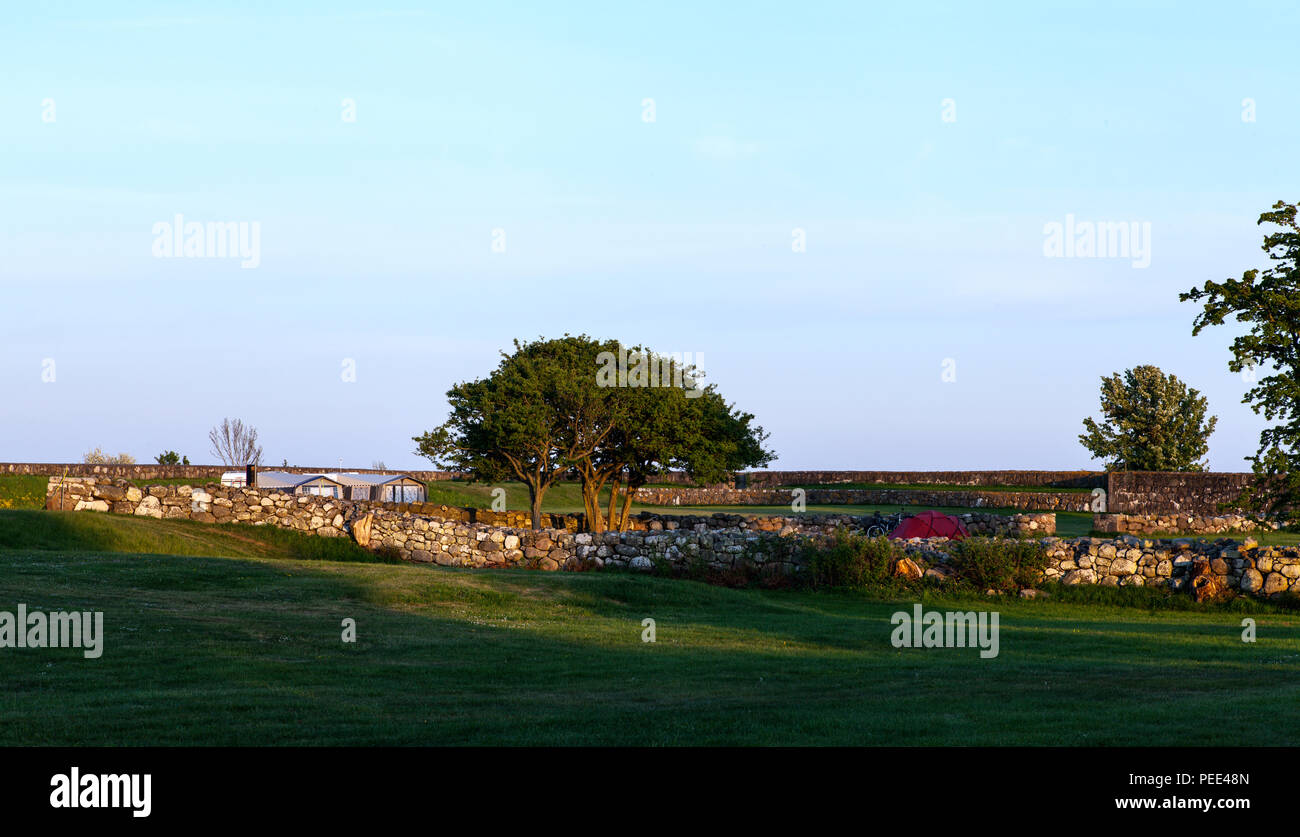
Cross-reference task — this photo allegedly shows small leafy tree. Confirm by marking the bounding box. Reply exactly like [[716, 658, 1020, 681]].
[[1078, 365, 1217, 471], [208, 418, 263, 467], [1181, 200, 1300, 516], [155, 451, 190, 465]]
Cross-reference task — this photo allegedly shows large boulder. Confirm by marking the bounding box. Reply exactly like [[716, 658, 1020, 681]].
[[1061, 568, 1096, 585], [134, 495, 163, 519], [893, 557, 923, 581], [1189, 558, 1230, 602], [1263, 573, 1289, 596]]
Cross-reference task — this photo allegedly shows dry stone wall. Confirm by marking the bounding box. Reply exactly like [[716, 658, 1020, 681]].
[[739, 470, 1104, 489], [882, 535, 1300, 601], [1092, 512, 1280, 536], [634, 485, 1091, 512], [1041, 535, 1300, 600], [44, 478, 1053, 539], [9, 462, 463, 481], [45, 478, 1300, 599], [15, 464, 1285, 517], [1105, 471, 1255, 515], [633, 510, 1055, 538]]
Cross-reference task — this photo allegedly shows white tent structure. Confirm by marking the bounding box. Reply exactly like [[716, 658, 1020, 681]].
[[326, 473, 426, 503], [219, 468, 424, 503], [227, 470, 348, 498]]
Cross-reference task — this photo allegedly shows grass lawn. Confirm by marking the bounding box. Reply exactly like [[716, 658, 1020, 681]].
[[1, 509, 1298, 746], [0, 475, 47, 510]]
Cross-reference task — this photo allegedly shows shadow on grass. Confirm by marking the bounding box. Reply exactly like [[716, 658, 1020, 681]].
[[4, 544, 1300, 746]]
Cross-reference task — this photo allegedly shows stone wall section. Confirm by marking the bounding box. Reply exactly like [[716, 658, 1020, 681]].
[[739, 470, 1104, 489], [634, 486, 1092, 512], [9, 462, 463, 481], [1105, 471, 1256, 515], [44, 478, 1300, 599], [1092, 512, 1279, 536]]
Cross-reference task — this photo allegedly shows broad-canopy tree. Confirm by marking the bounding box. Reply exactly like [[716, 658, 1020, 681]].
[[1078, 365, 1217, 471], [581, 351, 774, 532], [413, 335, 618, 530], [1181, 200, 1300, 516], [414, 335, 774, 532]]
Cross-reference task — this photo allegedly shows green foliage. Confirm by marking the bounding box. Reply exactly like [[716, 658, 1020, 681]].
[[679, 386, 774, 485], [945, 538, 1047, 593], [588, 346, 774, 530], [414, 335, 774, 531], [154, 451, 190, 465], [803, 531, 900, 589], [1078, 365, 1217, 471], [799, 534, 1048, 594], [1181, 200, 1300, 517], [413, 335, 619, 528]]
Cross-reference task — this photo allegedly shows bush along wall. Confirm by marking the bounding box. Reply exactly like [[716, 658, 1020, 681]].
[[42, 478, 1300, 600]]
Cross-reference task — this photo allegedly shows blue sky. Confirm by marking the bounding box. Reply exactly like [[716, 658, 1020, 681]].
[[1, 1, 1297, 471]]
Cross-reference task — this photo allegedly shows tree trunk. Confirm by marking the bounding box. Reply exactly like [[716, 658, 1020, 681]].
[[618, 484, 638, 532], [606, 476, 622, 531], [581, 476, 606, 533], [527, 482, 542, 530]]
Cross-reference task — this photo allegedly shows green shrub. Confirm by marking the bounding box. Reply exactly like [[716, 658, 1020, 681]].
[[803, 530, 900, 589], [945, 537, 1047, 593]]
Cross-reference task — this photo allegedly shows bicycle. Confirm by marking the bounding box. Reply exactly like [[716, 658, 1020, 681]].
[[866, 508, 907, 538]]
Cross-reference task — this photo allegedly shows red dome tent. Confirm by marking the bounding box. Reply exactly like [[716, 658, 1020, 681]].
[[889, 510, 970, 540]]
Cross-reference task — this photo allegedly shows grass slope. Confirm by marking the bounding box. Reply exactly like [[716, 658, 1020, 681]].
[[0, 510, 387, 563], [1, 510, 1298, 745]]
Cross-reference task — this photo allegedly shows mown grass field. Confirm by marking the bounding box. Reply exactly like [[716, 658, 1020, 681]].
[[2, 509, 1298, 746]]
